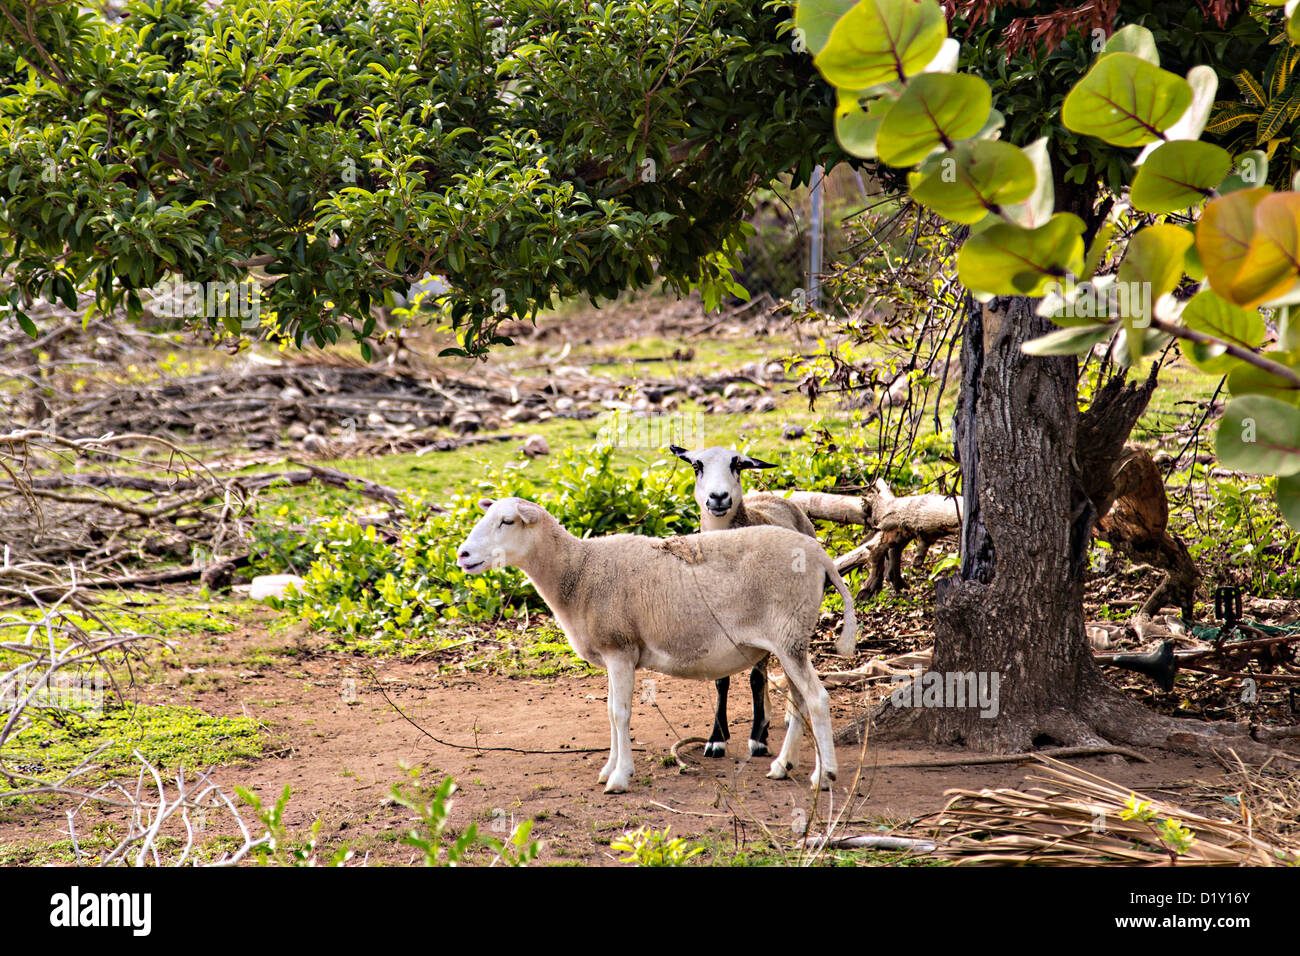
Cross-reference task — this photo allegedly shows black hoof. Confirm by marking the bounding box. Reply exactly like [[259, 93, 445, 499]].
[[703, 741, 727, 758], [748, 740, 769, 757]]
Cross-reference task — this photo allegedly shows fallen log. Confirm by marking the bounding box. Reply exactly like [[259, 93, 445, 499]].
[[791, 483, 961, 597], [796, 445, 1197, 616]]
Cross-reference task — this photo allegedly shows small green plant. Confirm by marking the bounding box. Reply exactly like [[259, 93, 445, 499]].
[[388, 767, 540, 867], [237, 785, 353, 867], [1119, 795, 1198, 859], [610, 826, 704, 867]]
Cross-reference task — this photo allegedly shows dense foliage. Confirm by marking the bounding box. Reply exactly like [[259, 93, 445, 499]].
[[803, 0, 1300, 525], [0, 0, 841, 354]]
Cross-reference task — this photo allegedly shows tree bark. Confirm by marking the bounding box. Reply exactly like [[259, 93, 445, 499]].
[[850, 294, 1292, 765], [903, 295, 1101, 749]]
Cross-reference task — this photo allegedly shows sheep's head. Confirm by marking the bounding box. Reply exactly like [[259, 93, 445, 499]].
[[457, 497, 545, 573], [669, 445, 777, 522]]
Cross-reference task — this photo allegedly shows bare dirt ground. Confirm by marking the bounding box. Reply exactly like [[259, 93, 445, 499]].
[[50, 622, 1235, 867]]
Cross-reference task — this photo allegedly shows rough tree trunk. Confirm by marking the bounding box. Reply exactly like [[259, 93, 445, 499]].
[[913, 295, 1100, 749], [855, 295, 1289, 762]]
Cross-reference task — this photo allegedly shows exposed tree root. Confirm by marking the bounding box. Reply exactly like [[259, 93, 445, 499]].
[[836, 682, 1300, 768], [868, 745, 1150, 768]]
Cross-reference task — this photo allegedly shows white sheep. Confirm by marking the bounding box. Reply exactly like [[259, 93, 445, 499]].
[[669, 444, 816, 535], [669, 444, 823, 760], [456, 497, 856, 793]]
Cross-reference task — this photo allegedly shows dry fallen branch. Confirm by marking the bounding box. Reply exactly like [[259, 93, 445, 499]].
[[927, 756, 1299, 865]]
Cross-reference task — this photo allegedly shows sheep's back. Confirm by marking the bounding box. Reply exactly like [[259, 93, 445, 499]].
[[568, 527, 827, 649], [741, 493, 817, 538]]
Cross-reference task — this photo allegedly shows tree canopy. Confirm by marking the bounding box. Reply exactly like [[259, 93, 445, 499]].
[[0, 0, 839, 354]]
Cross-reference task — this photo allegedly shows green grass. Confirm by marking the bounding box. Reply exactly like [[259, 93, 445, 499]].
[[0, 833, 247, 866], [1, 703, 265, 794]]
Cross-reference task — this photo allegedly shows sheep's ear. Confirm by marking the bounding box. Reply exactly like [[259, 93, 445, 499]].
[[736, 454, 778, 470], [516, 501, 543, 525], [668, 444, 692, 462], [478, 497, 496, 512]]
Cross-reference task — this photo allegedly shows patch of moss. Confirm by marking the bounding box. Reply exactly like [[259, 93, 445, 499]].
[[1, 703, 264, 793]]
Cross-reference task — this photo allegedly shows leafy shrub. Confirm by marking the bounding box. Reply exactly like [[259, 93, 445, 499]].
[[389, 768, 539, 867], [238, 769, 539, 866], [275, 444, 700, 645], [1178, 475, 1300, 597], [610, 826, 703, 866]]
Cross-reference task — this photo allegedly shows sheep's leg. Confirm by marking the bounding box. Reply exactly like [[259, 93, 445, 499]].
[[602, 656, 637, 794], [748, 660, 770, 757], [705, 676, 730, 758], [776, 652, 837, 791], [767, 681, 805, 781], [598, 715, 618, 785]]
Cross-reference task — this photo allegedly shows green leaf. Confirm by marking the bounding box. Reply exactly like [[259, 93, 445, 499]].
[[1117, 224, 1193, 299], [1217, 150, 1268, 193], [956, 213, 1085, 297], [1002, 137, 1053, 229], [1151, 66, 1219, 145], [1216, 394, 1300, 476], [1116, 224, 1193, 362], [1276, 472, 1300, 529], [15, 309, 37, 337], [834, 93, 894, 159], [1021, 323, 1114, 356], [876, 73, 991, 167], [794, 0, 859, 56], [1130, 141, 1232, 214], [1178, 290, 1266, 374], [1226, 351, 1300, 406], [1082, 223, 1115, 281], [815, 0, 947, 89], [1062, 53, 1193, 147], [908, 140, 1035, 224], [1102, 24, 1158, 64]]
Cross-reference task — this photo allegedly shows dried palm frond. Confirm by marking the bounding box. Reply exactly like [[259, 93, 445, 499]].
[[1194, 753, 1300, 847], [925, 755, 1299, 866]]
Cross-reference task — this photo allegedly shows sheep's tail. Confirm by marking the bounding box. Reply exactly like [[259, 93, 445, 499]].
[[822, 554, 857, 657]]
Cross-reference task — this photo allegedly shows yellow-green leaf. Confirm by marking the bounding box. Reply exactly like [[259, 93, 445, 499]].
[[1130, 141, 1231, 214], [1062, 53, 1192, 148], [814, 0, 947, 90], [877, 73, 991, 167], [908, 140, 1035, 224], [956, 213, 1085, 297]]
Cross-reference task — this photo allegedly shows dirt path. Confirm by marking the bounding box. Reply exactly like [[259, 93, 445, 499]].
[[135, 626, 1230, 866]]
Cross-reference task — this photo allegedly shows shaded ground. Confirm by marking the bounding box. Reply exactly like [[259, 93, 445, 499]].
[[0, 619, 1242, 867]]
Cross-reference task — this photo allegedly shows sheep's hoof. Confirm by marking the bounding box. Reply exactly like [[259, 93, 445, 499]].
[[598, 766, 613, 784], [703, 740, 726, 758], [748, 739, 769, 757], [603, 776, 630, 794], [766, 759, 792, 780], [810, 770, 836, 791]]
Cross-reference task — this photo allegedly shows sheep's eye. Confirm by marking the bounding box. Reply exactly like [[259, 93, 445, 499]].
[[730, 457, 740, 472], [692, 462, 702, 475], [500, 518, 514, 526]]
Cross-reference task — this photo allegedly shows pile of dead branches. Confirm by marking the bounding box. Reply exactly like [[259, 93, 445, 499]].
[[926, 757, 1298, 866], [0, 429, 421, 604]]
